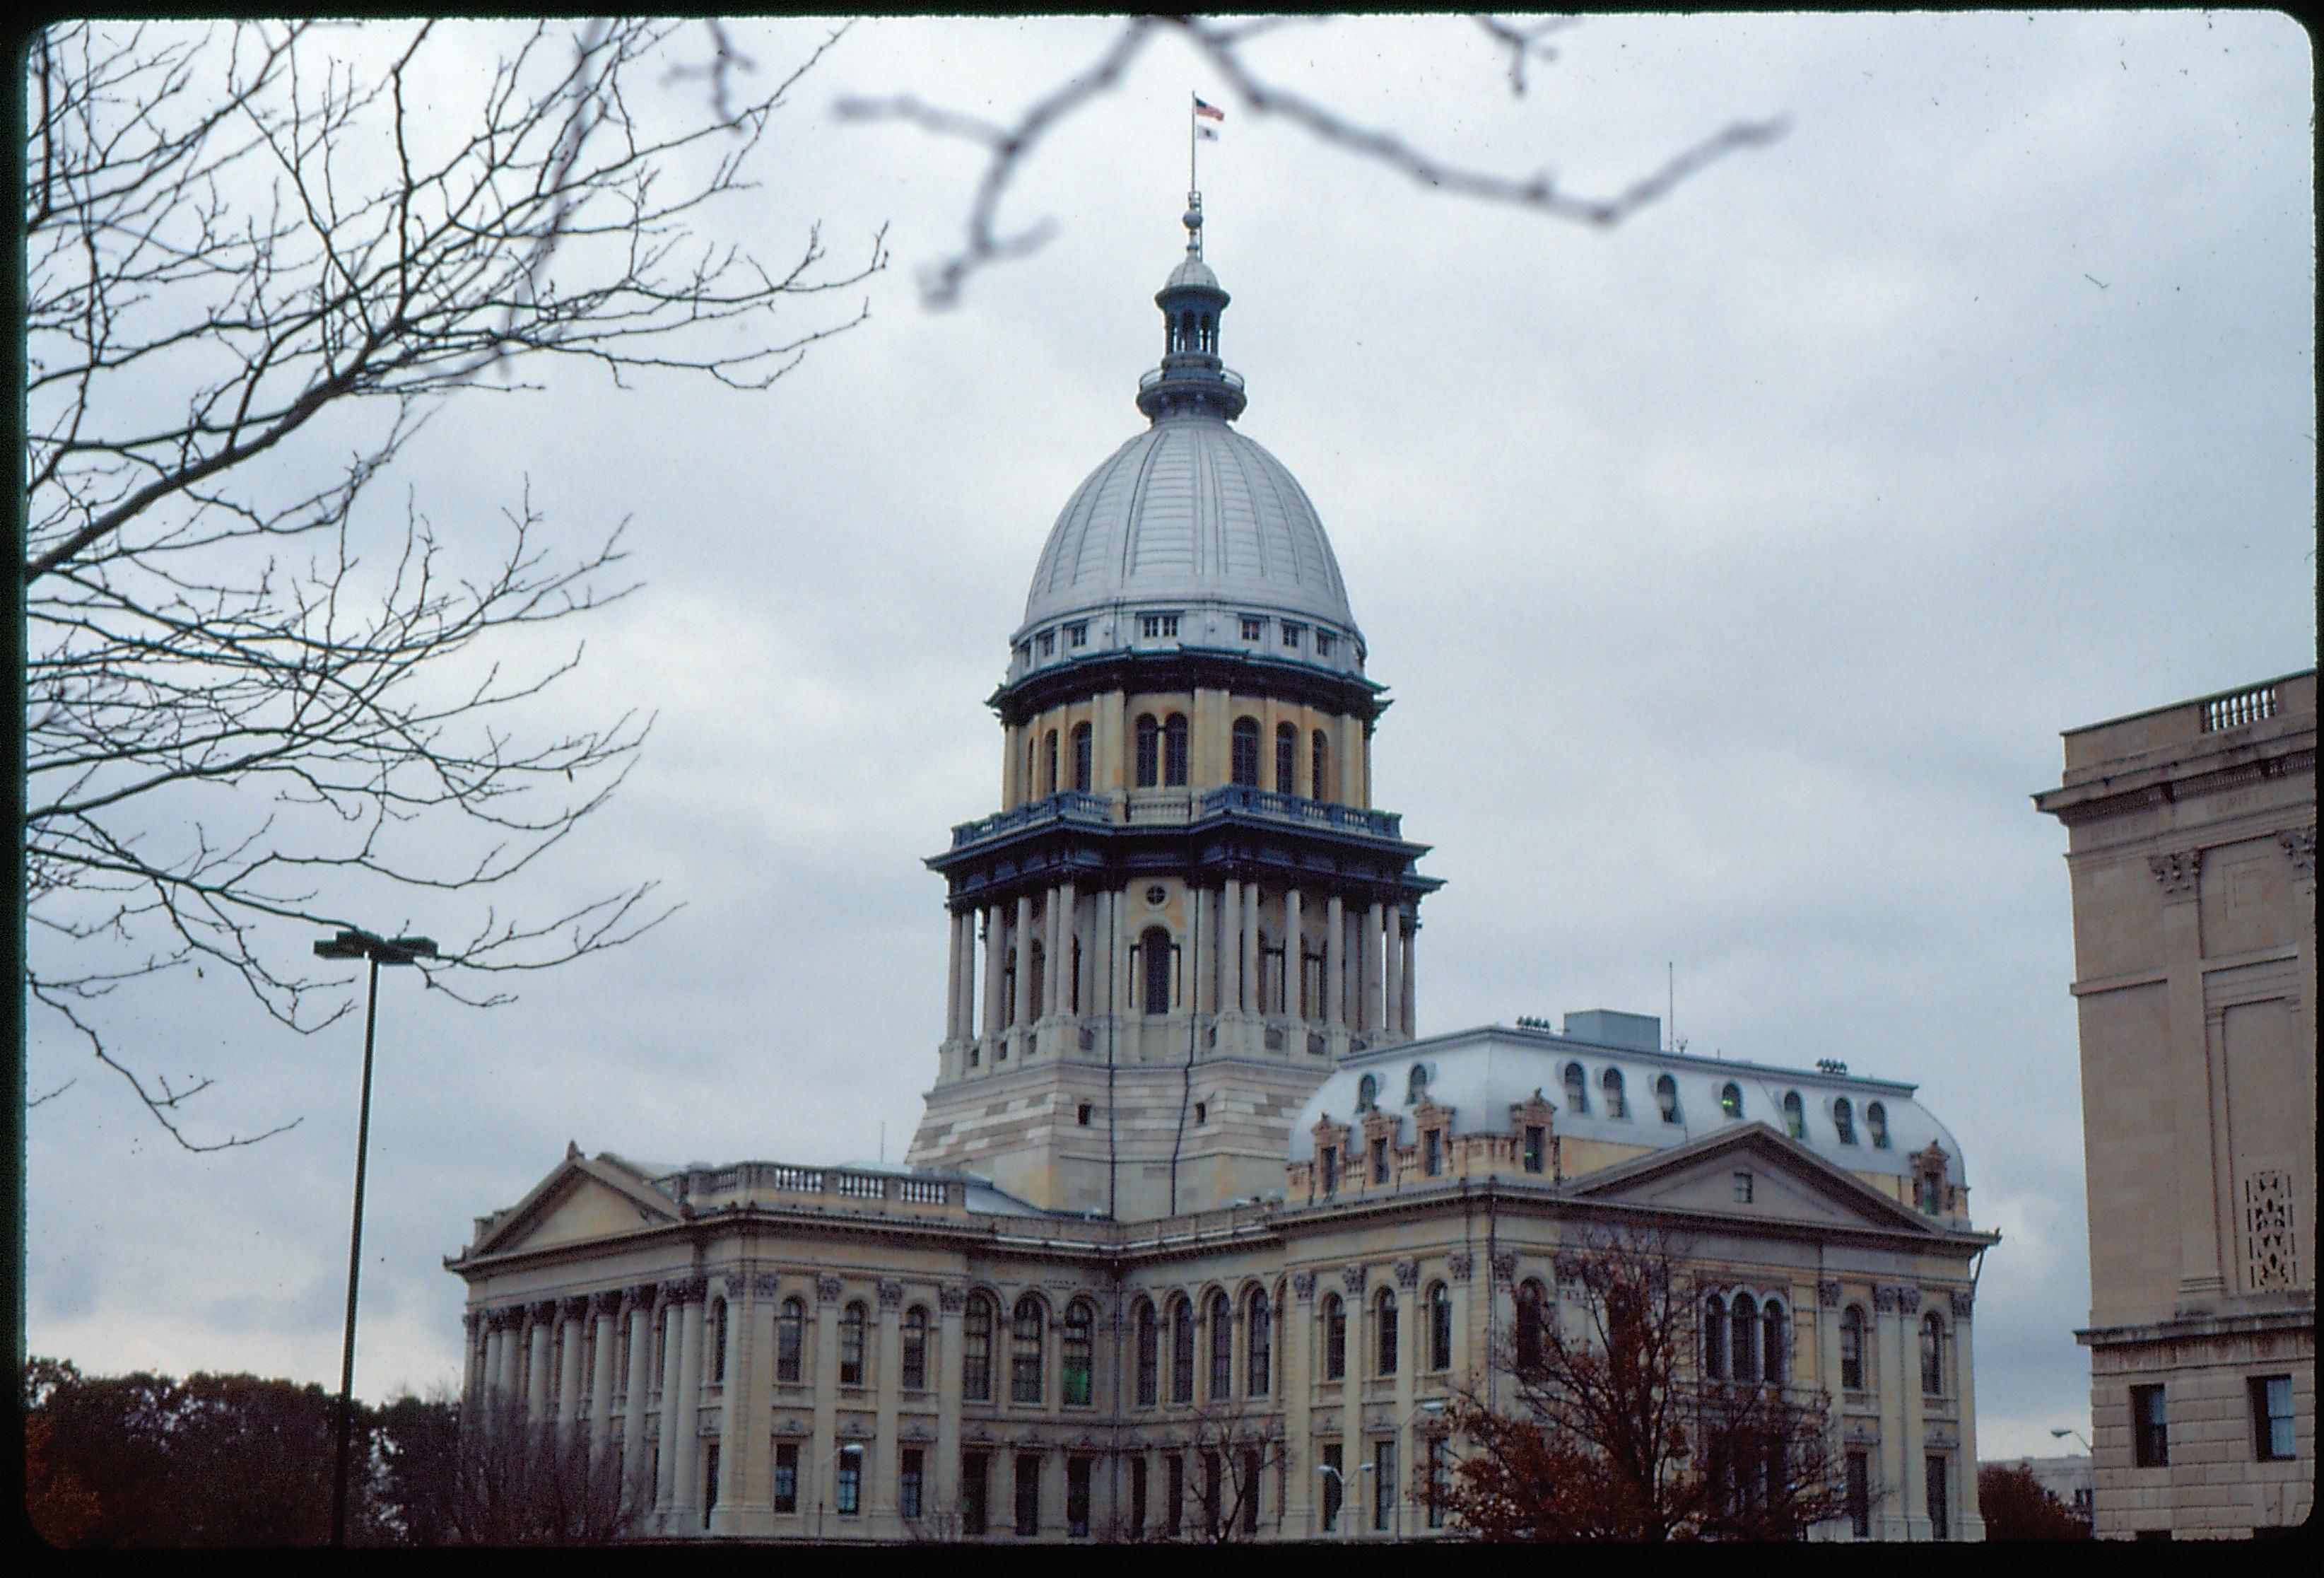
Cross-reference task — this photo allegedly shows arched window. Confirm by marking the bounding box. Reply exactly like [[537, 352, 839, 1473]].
[[710, 1297, 729, 1384], [1141, 926, 1173, 1016], [1428, 1282, 1452, 1372], [1062, 1301, 1095, 1407], [1136, 713, 1160, 788], [1655, 1074, 1680, 1123], [1322, 1293, 1346, 1380], [1731, 1294, 1759, 1383], [1720, 1082, 1744, 1121], [1920, 1311, 1945, 1396], [1763, 1300, 1787, 1385], [1840, 1306, 1867, 1391], [1163, 713, 1190, 786], [963, 1293, 996, 1401], [1071, 723, 1092, 793], [1375, 1288, 1399, 1377], [1407, 1063, 1428, 1105], [1356, 1073, 1378, 1113], [1563, 1062, 1590, 1116], [1833, 1097, 1858, 1145], [1246, 1290, 1272, 1396], [1866, 1101, 1890, 1149], [1231, 717, 1260, 787], [1311, 730, 1332, 801], [1043, 728, 1059, 795], [1782, 1091, 1805, 1139], [1208, 1290, 1234, 1399], [840, 1300, 868, 1387], [1602, 1068, 1628, 1118], [1274, 723, 1298, 795], [901, 1306, 929, 1391], [1135, 1300, 1159, 1407], [1170, 1296, 1197, 1403], [777, 1297, 806, 1384], [1011, 1294, 1045, 1404], [1703, 1293, 1727, 1379], [1514, 1281, 1548, 1374]]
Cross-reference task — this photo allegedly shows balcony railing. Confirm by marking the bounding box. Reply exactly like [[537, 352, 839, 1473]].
[[951, 787, 1404, 850], [2201, 681, 2279, 733], [662, 1162, 956, 1209]]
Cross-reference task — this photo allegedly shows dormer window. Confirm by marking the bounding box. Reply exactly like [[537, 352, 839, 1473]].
[[1719, 1082, 1743, 1121], [1067, 621, 1088, 648], [1655, 1075, 1679, 1124], [1602, 1068, 1627, 1118], [1866, 1101, 1890, 1149], [1356, 1073, 1378, 1113], [1522, 1125, 1546, 1174], [1406, 1064, 1428, 1105], [1563, 1062, 1589, 1116], [1833, 1097, 1858, 1145], [1782, 1091, 1805, 1139], [1281, 622, 1305, 649], [1036, 630, 1055, 658], [1240, 616, 1264, 641], [1140, 612, 1180, 640]]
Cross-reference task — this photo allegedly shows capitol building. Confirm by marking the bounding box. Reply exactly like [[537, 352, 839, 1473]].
[[448, 201, 1993, 1542]]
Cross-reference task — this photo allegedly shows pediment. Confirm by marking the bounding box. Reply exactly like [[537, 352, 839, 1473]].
[[474, 1152, 680, 1257], [1563, 1123, 1938, 1236]]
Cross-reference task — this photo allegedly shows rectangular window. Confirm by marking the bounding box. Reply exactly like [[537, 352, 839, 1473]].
[[1129, 1455, 1148, 1538], [900, 1447, 925, 1521], [1426, 1436, 1448, 1528], [1140, 612, 1180, 640], [1371, 1135, 1389, 1184], [2253, 1374, 2296, 1461], [835, 1448, 862, 1516], [961, 1450, 989, 1536], [1373, 1439, 1397, 1531], [704, 1442, 720, 1519], [1925, 1454, 1949, 1541], [1282, 621, 1304, 648], [1014, 1453, 1041, 1536], [1240, 1447, 1262, 1536], [1523, 1125, 1545, 1174], [1037, 630, 1055, 657], [1320, 1442, 1342, 1531], [1733, 1171, 1754, 1204], [1315, 631, 1336, 657], [2132, 1384, 2169, 1467], [1076, 1101, 1092, 1126], [1067, 621, 1087, 648], [1320, 1146, 1338, 1198], [773, 1442, 799, 1514], [1202, 1450, 1223, 1538], [1166, 1454, 1185, 1536], [1424, 1128, 1443, 1176], [1067, 1456, 1093, 1538], [1240, 615, 1264, 641], [1845, 1451, 1870, 1538], [901, 1319, 927, 1392]]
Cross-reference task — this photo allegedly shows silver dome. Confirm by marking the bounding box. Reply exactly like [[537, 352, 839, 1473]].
[[1011, 412, 1363, 674]]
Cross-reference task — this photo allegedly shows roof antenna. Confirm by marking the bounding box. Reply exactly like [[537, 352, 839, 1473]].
[[1667, 961, 1674, 1053]]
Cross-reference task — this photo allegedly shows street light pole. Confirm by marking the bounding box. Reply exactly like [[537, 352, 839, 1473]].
[[315, 928, 435, 1549]]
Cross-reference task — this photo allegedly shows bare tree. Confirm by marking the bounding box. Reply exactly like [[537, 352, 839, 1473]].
[[1121, 1401, 1286, 1543], [1443, 1226, 1848, 1541], [836, 13, 1788, 305], [21, 20, 884, 1148]]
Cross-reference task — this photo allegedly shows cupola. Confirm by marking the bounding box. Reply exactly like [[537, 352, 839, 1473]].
[[1135, 193, 1248, 422]]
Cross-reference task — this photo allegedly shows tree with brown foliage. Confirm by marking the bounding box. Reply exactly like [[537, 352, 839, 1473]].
[[1976, 1462, 2091, 1542], [1441, 1227, 1849, 1541]]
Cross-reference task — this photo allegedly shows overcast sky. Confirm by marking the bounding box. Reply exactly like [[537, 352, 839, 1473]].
[[25, 13, 2315, 1466]]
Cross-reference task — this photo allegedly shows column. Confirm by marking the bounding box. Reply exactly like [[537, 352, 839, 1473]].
[[1899, 1290, 1927, 1536], [620, 1287, 653, 1502], [811, 1277, 841, 1534], [495, 1308, 521, 1405], [1220, 877, 1243, 1016], [1242, 882, 1261, 1015], [935, 1286, 966, 1528], [716, 1280, 748, 1534], [671, 1285, 707, 1531], [1193, 886, 1216, 1015], [589, 1292, 619, 1468], [732, 1277, 780, 1529], [945, 909, 966, 1041], [1284, 1278, 1312, 1532], [874, 1283, 904, 1529], [557, 1295, 587, 1437], [1014, 893, 1035, 1035], [526, 1302, 554, 1422], [1400, 916, 1416, 1036], [982, 904, 1006, 1040], [1383, 908, 1404, 1038], [1285, 889, 1304, 1019], [1363, 904, 1386, 1036], [1325, 896, 1345, 1028], [1338, 1273, 1363, 1541], [1952, 1294, 1983, 1539], [655, 1289, 686, 1515], [1045, 884, 1068, 1020], [2157, 860, 2226, 1300]]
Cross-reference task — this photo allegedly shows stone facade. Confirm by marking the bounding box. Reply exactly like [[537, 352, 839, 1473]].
[[2035, 669, 2316, 1538]]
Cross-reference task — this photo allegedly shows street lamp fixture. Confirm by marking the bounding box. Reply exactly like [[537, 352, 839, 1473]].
[[2050, 1426, 2093, 1454], [313, 928, 435, 1548]]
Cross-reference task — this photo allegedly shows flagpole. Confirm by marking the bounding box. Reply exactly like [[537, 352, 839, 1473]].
[[1189, 91, 1197, 192]]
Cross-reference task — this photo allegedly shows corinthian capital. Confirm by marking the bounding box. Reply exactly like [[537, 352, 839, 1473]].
[[2148, 849, 2201, 897]]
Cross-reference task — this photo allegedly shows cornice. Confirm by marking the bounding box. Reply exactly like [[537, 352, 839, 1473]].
[[990, 648, 1387, 727], [2035, 740, 2316, 829]]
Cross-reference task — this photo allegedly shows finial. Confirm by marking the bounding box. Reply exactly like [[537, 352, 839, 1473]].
[[1184, 191, 1204, 258]]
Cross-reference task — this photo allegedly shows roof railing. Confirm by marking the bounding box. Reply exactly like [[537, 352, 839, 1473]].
[[2200, 681, 2279, 733]]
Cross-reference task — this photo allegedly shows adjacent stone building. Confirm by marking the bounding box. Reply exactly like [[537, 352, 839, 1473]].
[[2034, 669, 2316, 1538], [448, 201, 1995, 1542]]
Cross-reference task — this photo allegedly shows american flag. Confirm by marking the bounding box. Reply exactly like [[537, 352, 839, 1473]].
[[1194, 96, 1225, 122]]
